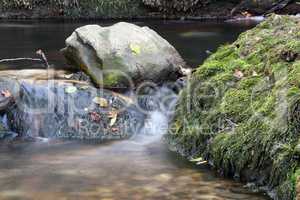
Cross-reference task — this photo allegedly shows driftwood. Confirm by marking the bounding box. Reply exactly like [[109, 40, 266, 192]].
[[0, 58, 42, 63], [0, 49, 49, 68]]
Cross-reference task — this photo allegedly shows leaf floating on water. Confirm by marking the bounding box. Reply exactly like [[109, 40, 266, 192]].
[[233, 69, 244, 79], [108, 110, 118, 127], [130, 44, 141, 55], [65, 86, 77, 94], [64, 74, 73, 79], [190, 157, 204, 162], [93, 97, 109, 107]]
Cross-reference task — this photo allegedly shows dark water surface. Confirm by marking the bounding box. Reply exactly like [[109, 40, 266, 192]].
[[0, 20, 257, 68], [0, 20, 270, 200]]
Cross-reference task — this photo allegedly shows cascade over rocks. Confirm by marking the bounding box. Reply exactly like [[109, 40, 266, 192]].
[[0, 78, 145, 140], [62, 22, 186, 89]]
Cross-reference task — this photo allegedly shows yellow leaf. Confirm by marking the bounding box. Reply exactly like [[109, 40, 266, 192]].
[[108, 110, 118, 127], [130, 44, 141, 55], [80, 85, 89, 90], [65, 86, 77, 94], [64, 74, 73, 79], [93, 97, 108, 107], [190, 157, 203, 162]]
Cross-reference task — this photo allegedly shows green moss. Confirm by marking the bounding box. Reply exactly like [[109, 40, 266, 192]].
[[220, 89, 251, 122], [167, 15, 300, 200], [103, 72, 124, 87]]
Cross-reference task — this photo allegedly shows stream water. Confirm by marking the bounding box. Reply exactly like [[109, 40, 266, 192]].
[[0, 19, 270, 200]]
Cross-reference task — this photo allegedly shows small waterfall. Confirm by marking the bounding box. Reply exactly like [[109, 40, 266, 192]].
[[132, 85, 179, 144]]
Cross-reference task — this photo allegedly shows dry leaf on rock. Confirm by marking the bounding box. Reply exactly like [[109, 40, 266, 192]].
[[80, 85, 89, 90], [108, 110, 118, 127], [65, 86, 77, 94], [1, 90, 12, 98], [93, 97, 108, 107], [111, 127, 119, 132], [130, 44, 141, 55], [64, 74, 73, 79], [90, 111, 101, 122]]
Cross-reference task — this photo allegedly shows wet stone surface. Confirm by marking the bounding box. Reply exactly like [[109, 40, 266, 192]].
[[1, 79, 145, 140]]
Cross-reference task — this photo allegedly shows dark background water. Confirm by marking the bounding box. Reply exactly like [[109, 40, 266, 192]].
[[0, 20, 257, 69]]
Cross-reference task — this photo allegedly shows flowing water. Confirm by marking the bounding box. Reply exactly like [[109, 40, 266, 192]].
[[0, 19, 270, 200]]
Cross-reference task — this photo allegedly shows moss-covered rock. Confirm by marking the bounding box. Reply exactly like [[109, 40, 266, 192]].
[[166, 14, 300, 199]]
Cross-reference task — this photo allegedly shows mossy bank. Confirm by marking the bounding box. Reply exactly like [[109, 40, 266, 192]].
[[166, 14, 300, 199]]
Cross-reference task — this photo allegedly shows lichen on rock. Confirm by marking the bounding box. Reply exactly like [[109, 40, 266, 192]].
[[166, 14, 300, 199]]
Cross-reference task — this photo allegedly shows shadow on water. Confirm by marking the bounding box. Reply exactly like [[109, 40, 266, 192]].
[[0, 19, 270, 200]]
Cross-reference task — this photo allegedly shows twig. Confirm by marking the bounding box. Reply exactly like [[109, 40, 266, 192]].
[[0, 58, 42, 63], [36, 49, 50, 68]]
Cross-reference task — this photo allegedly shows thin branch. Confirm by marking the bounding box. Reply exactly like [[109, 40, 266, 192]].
[[0, 58, 42, 63]]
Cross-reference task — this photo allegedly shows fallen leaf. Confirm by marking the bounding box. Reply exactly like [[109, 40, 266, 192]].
[[80, 85, 89, 90], [65, 86, 77, 94], [190, 157, 204, 162], [108, 110, 118, 127], [93, 97, 108, 107], [130, 44, 141, 55], [233, 69, 244, 79], [1, 90, 12, 98], [64, 74, 73, 79], [196, 161, 208, 165], [90, 111, 101, 122], [252, 71, 258, 77], [111, 127, 119, 132], [242, 11, 252, 17]]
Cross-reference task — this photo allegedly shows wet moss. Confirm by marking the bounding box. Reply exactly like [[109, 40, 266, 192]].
[[167, 15, 300, 199]]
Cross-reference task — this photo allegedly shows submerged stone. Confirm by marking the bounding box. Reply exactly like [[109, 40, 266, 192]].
[[166, 14, 300, 200]]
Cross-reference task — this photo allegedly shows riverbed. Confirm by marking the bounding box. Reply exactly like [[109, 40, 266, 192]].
[[0, 19, 270, 200]]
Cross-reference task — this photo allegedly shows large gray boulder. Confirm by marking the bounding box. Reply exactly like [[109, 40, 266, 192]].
[[61, 22, 186, 89]]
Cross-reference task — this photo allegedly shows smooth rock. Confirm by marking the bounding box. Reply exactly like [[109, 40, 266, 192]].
[[61, 22, 186, 89]]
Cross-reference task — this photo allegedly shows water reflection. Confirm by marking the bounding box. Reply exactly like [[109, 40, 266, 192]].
[[0, 20, 257, 69], [0, 139, 269, 200]]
